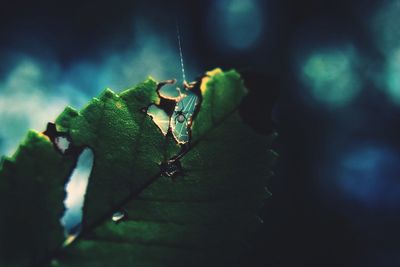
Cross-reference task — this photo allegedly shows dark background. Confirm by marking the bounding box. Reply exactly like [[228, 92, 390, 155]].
[[1, 0, 400, 266]]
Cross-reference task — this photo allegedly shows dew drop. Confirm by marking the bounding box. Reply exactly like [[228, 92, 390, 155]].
[[161, 159, 182, 177], [112, 211, 126, 223]]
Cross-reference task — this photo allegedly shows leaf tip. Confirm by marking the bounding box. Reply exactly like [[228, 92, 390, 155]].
[[200, 68, 223, 94], [99, 88, 117, 100]]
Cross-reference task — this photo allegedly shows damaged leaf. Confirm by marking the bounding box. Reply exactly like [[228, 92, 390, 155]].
[[147, 79, 201, 144], [0, 131, 77, 267], [0, 69, 277, 267]]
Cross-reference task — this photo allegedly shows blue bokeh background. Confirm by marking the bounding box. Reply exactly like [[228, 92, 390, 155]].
[[1, 0, 400, 266]]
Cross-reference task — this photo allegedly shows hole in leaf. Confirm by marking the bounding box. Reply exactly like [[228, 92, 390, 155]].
[[60, 147, 94, 237], [147, 79, 202, 145], [54, 136, 71, 154], [147, 105, 170, 136], [157, 80, 181, 100], [43, 123, 73, 154], [170, 91, 200, 144]]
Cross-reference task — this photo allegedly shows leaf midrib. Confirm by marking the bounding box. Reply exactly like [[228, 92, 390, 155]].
[[38, 99, 241, 267]]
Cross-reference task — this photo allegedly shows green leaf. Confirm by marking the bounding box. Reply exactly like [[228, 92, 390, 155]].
[[0, 69, 276, 267], [0, 131, 76, 266], [54, 79, 180, 229]]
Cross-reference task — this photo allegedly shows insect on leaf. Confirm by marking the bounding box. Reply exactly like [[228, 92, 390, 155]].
[[170, 90, 200, 144], [147, 79, 201, 144]]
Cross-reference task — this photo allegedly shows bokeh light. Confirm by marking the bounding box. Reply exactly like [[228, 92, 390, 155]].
[[371, 0, 400, 105], [371, 0, 400, 56], [337, 145, 400, 209], [299, 46, 362, 108], [208, 0, 264, 50], [318, 143, 400, 214], [384, 48, 400, 104]]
